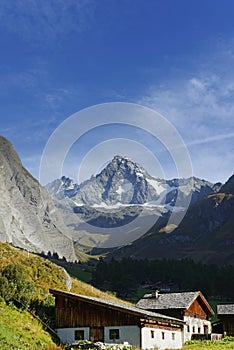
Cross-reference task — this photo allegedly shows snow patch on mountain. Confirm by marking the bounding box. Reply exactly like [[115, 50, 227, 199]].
[[146, 177, 167, 195], [47, 155, 220, 209]]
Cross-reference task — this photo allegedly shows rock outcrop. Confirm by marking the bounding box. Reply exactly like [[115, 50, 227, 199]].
[[0, 136, 77, 261]]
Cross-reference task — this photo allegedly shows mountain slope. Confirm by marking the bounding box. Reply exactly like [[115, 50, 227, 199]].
[[0, 242, 130, 349], [0, 136, 76, 261], [0, 241, 130, 302], [47, 155, 218, 207], [0, 299, 60, 350], [110, 174, 234, 264], [46, 155, 220, 249]]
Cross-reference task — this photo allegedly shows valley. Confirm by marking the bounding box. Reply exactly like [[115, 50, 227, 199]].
[[0, 136, 233, 265], [0, 135, 233, 350]]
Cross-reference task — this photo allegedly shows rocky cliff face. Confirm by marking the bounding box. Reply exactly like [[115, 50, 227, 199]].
[[0, 136, 76, 261]]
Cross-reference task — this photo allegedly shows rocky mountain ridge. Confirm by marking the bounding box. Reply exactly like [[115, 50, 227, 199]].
[[46, 155, 223, 249], [0, 136, 77, 261], [110, 174, 234, 264], [47, 155, 220, 208], [1, 135, 232, 263]]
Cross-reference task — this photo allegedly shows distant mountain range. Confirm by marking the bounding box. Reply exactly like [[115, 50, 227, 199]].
[[109, 174, 234, 265], [47, 155, 221, 208], [46, 155, 224, 249], [0, 136, 76, 261], [0, 135, 233, 265]]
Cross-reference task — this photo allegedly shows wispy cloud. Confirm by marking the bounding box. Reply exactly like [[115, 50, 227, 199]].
[[1, 115, 57, 145], [140, 74, 234, 137], [0, 64, 83, 144], [186, 132, 234, 147], [138, 42, 234, 182], [0, 0, 95, 44], [0, 68, 46, 92], [41, 87, 82, 110]]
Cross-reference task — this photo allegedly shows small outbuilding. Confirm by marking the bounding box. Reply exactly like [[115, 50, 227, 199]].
[[217, 304, 234, 336], [50, 289, 184, 350], [136, 291, 214, 342]]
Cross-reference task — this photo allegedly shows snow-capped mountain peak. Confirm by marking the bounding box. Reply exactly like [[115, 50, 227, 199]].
[[46, 156, 219, 208], [46, 176, 79, 199]]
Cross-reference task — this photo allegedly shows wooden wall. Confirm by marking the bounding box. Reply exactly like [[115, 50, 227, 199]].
[[220, 315, 234, 336], [186, 298, 208, 319], [147, 308, 184, 320], [147, 297, 210, 321], [55, 295, 141, 328]]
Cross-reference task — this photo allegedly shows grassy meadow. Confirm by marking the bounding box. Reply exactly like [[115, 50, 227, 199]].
[[1, 242, 234, 350], [0, 242, 131, 349], [0, 299, 62, 350], [182, 338, 234, 350]]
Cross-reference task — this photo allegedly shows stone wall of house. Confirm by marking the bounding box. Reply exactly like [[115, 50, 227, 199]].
[[183, 316, 211, 342], [141, 327, 182, 350]]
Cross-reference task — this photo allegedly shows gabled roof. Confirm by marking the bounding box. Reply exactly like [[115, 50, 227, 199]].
[[50, 289, 184, 325], [136, 291, 214, 315], [217, 304, 234, 315]]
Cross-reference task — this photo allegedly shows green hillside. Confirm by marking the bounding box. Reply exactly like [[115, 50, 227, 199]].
[[0, 242, 128, 301], [0, 242, 129, 349], [0, 299, 61, 350]]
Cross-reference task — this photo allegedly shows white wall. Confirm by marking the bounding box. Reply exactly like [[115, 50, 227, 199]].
[[56, 325, 183, 349], [183, 316, 211, 342], [56, 327, 89, 344], [104, 326, 140, 347], [141, 327, 183, 350]]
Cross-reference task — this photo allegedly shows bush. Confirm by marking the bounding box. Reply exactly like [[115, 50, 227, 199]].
[[0, 263, 35, 307]]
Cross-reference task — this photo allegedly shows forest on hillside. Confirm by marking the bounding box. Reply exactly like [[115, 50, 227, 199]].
[[92, 258, 234, 301]]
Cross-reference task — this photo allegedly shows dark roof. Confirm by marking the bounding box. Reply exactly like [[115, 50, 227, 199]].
[[50, 289, 184, 325], [217, 304, 234, 315], [136, 291, 214, 315]]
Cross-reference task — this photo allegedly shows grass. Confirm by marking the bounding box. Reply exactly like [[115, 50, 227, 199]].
[[50, 259, 93, 283], [0, 243, 134, 307], [207, 193, 233, 203], [4, 242, 234, 350], [0, 242, 133, 349], [0, 242, 69, 299], [0, 299, 62, 350], [70, 276, 132, 304], [68, 265, 92, 282], [182, 338, 234, 349], [0, 242, 129, 303]]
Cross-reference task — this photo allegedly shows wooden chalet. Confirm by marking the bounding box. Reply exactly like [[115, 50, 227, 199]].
[[136, 291, 214, 342], [217, 304, 234, 336], [50, 289, 184, 350]]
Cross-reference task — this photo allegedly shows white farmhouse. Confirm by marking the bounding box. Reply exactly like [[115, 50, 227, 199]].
[[50, 289, 184, 350], [136, 291, 214, 342]]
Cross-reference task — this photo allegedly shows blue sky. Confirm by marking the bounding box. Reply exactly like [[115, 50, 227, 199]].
[[1, 0, 234, 184]]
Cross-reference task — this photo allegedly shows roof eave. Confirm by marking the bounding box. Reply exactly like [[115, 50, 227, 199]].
[[49, 289, 184, 325]]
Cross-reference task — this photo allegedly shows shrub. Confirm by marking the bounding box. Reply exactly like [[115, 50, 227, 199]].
[[0, 263, 35, 307]]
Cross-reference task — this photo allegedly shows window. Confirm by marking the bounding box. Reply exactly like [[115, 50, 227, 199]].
[[109, 329, 120, 340], [187, 325, 190, 333], [161, 332, 165, 340], [198, 327, 201, 334], [172, 333, 175, 340], [151, 330, 155, 338], [75, 330, 84, 340], [192, 326, 195, 333]]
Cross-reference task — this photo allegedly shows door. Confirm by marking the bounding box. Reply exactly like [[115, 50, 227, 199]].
[[90, 327, 104, 342], [204, 325, 209, 334]]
